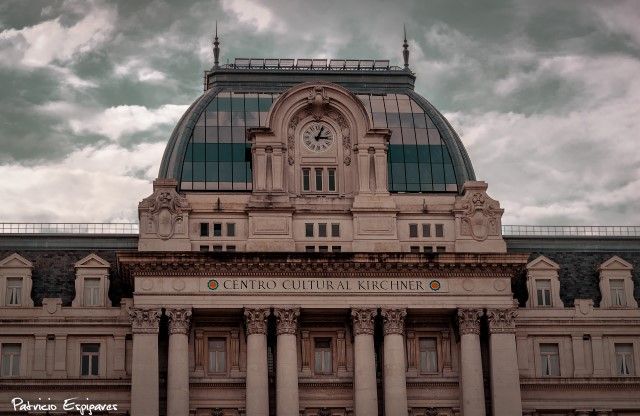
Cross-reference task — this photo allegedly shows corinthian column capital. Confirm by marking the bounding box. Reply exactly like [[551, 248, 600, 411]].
[[274, 307, 300, 335], [167, 308, 193, 335], [351, 307, 377, 335], [381, 308, 407, 336], [486, 308, 517, 334], [244, 307, 270, 335], [457, 308, 483, 336], [129, 307, 161, 334]]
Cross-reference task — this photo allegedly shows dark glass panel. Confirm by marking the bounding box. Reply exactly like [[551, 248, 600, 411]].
[[391, 163, 406, 183], [219, 144, 233, 162], [233, 144, 246, 161], [205, 111, 218, 126], [206, 143, 218, 160], [219, 162, 233, 181], [389, 145, 404, 163], [419, 163, 432, 183], [258, 94, 273, 111], [403, 145, 418, 163], [233, 163, 246, 182], [182, 162, 193, 181], [193, 162, 205, 181], [206, 162, 218, 181], [405, 163, 420, 184], [244, 97, 260, 112], [184, 143, 193, 162], [432, 164, 445, 183], [430, 145, 444, 164], [192, 143, 206, 162], [217, 93, 232, 111], [444, 164, 456, 184]]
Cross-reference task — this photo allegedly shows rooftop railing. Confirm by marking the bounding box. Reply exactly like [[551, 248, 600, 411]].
[[0, 223, 139, 235], [1, 223, 639, 237], [220, 58, 403, 71], [501, 225, 640, 237]]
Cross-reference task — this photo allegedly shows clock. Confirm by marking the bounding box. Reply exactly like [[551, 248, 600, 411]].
[[302, 121, 335, 152]]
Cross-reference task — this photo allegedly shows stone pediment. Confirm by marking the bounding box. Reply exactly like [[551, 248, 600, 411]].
[[74, 253, 110, 269], [0, 253, 33, 269], [526, 255, 560, 271], [598, 255, 632, 271]]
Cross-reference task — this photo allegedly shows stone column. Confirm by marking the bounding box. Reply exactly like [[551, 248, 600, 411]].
[[244, 308, 270, 416], [457, 308, 486, 416], [274, 308, 300, 416], [381, 308, 408, 416], [167, 308, 192, 416], [129, 308, 161, 416], [487, 308, 522, 416], [351, 308, 378, 416]]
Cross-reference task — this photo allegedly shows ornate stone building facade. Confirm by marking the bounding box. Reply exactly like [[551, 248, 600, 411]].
[[1, 43, 639, 416]]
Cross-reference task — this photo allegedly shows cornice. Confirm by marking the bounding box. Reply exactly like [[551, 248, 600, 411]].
[[520, 377, 640, 390], [118, 252, 527, 279], [0, 379, 131, 390]]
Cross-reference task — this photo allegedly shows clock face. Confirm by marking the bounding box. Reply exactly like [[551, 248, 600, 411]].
[[302, 122, 335, 153]]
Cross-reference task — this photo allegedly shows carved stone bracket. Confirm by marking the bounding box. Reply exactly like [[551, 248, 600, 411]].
[[351, 308, 377, 336], [167, 308, 193, 335], [453, 181, 503, 241], [244, 308, 270, 335], [487, 308, 517, 334], [129, 308, 161, 334], [457, 308, 483, 336], [381, 308, 407, 336], [274, 307, 300, 335], [307, 85, 331, 119], [139, 179, 191, 240]]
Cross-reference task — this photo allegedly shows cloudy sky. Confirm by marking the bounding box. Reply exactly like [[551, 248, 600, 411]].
[[0, 0, 639, 225]]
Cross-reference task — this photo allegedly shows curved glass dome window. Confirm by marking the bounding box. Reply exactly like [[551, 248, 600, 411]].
[[357, 93, 457, 192], [181, 92, 279, 190], [179, 92, 457, 193]]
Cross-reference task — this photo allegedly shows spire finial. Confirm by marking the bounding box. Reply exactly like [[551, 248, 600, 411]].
[[213, 21, 220, 68], [402, 24, 410, 69]]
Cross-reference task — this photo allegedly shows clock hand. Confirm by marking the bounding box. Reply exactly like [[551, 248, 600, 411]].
[[315, 126, 324, 141]]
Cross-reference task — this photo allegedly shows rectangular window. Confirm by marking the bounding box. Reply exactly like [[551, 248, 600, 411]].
[[305, 246, 315, 253], [226, 223, 236, 237], [199, 245, 209, 252], [199, 222, 209, 237], [81, 343, 100, 376], [331, 223, 340, 237], [318, 223, 327, 237], [318, 246, 329, 253], [212, 245, 223, 252], [213, 223, 222, 237], [83, 278, 101, 307], [435, 224, 444, 237], [328, 168, 336, 191], [422, 224, 431, 237], [226, 245, 236, 252], [314, 338, 333, 374], [536, 279, 552, 307], [610, 279, 626, 306], [410, 246, 420, 253], [436, 246, 446, 253], [208, 338, 227, 373], [1, 344, 20, 376], [305, 223, 314, 238], [315, 168, 323, 191], [615, 344, 634, 376], [5, 278, 22, 306], [332, 246, 341, 253], [409, 224, 418, 238], [302, 168, 310, 191], [419, 338, 438, 373], [423, 246, 433, 253], [540, 344, 560, 376]]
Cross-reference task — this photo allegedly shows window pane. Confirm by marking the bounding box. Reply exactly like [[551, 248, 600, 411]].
[[227, 223, 235, 237], [331, 223, 340, 237], [328, 169, 336, 191], [315, 168, 323, 191], [302, 169, 310, 191], [305, 223, 314, 237], [318, 223, 327, 237], [6, 278, 22, 305], [409, 224, 418, 238]]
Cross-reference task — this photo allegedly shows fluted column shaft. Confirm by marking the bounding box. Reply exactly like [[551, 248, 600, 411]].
[[351, 308, 378, 416], [167, 308, 192, 416], [457, 308, 486, 416], [382, 308, 408, 416], [245, 308, 270, 416], [129, 308, 161, 416], [275, 308, 300, 416]]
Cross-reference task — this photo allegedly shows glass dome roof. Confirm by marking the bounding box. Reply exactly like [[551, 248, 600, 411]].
[[159, 64, 475, 193]]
